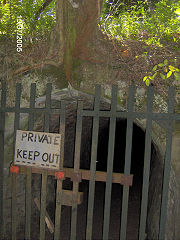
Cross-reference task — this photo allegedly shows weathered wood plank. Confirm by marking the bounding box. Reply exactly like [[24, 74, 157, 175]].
[[139, 86, 154, 240], [0, 83, 6, 239], [17, 166, 133, 186], [25, 83, 36, 240], [34, 197, 54, 234], [159, 86, 175, 240], [70, 101, 83, 240], [103, 85, 117, 240], [54, 100, 66, 240], [120, 85, 135, 240]]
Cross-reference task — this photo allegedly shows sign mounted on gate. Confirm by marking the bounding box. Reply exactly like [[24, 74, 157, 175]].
[[14, 130, 61, 170]]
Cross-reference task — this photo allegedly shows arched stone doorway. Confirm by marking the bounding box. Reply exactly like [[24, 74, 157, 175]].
[[40, 89, 164, 240], [2, 86, 179, 240]]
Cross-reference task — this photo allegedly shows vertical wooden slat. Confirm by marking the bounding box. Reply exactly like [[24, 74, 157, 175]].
[[14, 84, 21, 141], [0, 83, 6, 239], [139, 86, 154, 240], [44, 83, 52, 132], [25, 169, 31, 240], [102, 85, 117, 240], [25, 83, 36, 240], [54, 100, 66, 240], [70, 101, 83, 240], [86, 85, 101, 240], [40, 83, 52, 240], [39, 171, 48, 240], [11, 173, 17, 240], [12, 83, 22, 240], [28, 83, 36, 129], [159, 86, 174, 239], [54, 180, 63, 240], [120, 85, 135, 240]]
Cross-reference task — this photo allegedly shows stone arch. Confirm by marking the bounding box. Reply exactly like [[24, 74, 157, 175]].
[[42, 88, 165, 239], [3, 87, 180, 239]]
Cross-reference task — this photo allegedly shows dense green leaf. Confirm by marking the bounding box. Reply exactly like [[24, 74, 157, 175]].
[[166, 71, 172, 78], [158, 63, 165, 67], [160, 73, 165, 79], [145, 79, 150, 86], [164, 59, 168, 66], [175, 8, 180, 15], [143, 76, 147, 82], [152, 65, 158, 71], [152, 72, 157, 79], [169, 65, 177, 72], [174, 72, 180, 81]]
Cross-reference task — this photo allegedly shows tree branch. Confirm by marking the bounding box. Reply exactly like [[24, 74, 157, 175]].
[[35, 0, 54, 21]]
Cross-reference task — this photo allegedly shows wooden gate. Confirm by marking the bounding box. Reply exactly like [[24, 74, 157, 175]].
[[0, 83, 179, 240]]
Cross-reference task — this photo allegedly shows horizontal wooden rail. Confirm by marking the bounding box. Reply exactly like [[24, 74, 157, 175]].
[[12, 165, 133, 186]]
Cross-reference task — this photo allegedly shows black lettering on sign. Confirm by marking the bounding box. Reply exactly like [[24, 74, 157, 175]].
[[49, 153, 56, 163], [42, 135, 49, 144], [23, 150, 27, 159], [55, 154, 60, 164], [34, 151, 40, 160], [34, 134, 37, 142], [49, 153, 53, 163], [42, 153, 48, 162], [17, 149, 22, 158], [28, 132, 33, 142], [48, 136, 52, 144], [54, 136, 60, 145], [28, 151, 33, 160], [16, 149, 40, 160], [21, 133, 27, 141], [38, 134, 44, 143], [41, 153, 60, 164], [20, 131, 60, 145]]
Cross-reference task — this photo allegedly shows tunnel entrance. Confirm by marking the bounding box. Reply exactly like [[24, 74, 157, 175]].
[[59, 118, 148, 240], [2, 84, 173, 240], [95, 119, 145, 239], [42, 116, 160, 240]]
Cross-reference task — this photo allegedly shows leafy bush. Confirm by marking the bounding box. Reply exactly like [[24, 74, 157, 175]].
[[100, 0, 180, 49], [0, 0, 56, 42], [143, 58, 180, 86]]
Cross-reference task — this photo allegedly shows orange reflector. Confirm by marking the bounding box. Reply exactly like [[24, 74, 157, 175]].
[[10, 165, 19, 174], [55, 171, 65, 180]]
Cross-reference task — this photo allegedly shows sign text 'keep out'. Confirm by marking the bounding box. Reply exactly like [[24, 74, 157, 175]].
[[14, 130, 61, 170]]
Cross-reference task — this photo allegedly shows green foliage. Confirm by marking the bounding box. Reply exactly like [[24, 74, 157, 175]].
[[100, 0, 180, 50], [0, 0, 56, 43], [143, 58, 180, 86]]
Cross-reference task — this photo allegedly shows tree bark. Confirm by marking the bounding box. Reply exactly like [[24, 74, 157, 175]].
[[48, 0, 103, 84]]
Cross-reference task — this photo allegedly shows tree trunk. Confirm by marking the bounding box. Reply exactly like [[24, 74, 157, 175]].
[[48, 0, 103, 85]]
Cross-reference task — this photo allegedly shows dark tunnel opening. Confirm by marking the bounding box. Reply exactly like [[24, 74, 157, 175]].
[[96, 118, 145, 178], [48, 117, 157, 240], [76, 118, 147, 240], [1, 93, 165, 240], [94, 118, 146, 239], [29, 101, 161, 240], [79, 118, 146, 178]]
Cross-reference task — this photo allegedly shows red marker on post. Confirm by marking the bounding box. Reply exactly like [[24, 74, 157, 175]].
[[10, 165, 20, 174], [55, 171, 65, 180]]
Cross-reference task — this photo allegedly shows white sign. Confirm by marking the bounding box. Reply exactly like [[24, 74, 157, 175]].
[[14, 130, 61, 170]]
